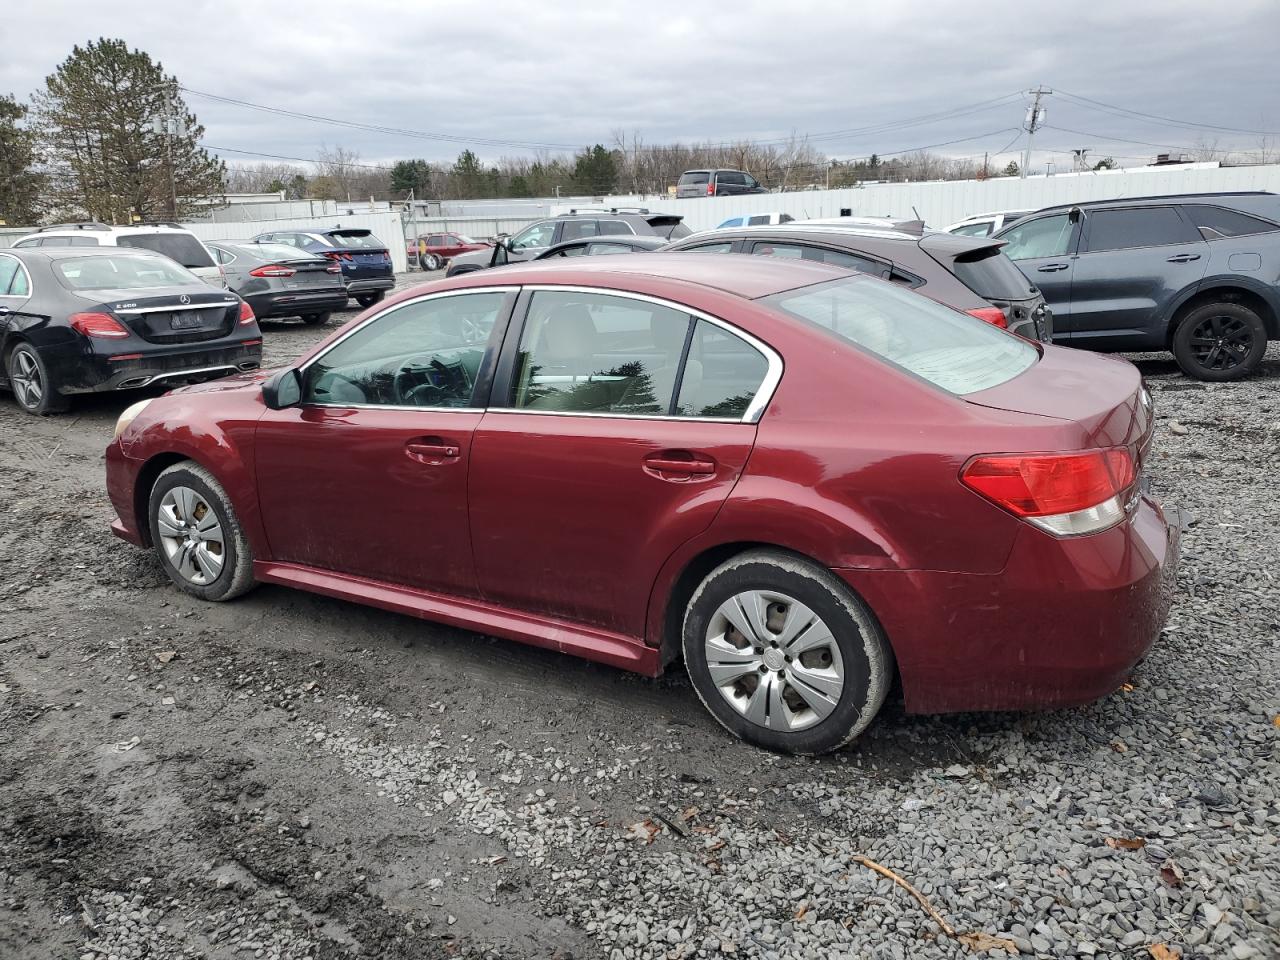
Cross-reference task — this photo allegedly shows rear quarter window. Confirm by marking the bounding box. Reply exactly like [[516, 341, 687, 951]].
[[950, 248, 1035, 301], [1183, 204, 1280, 240], [763, 276, 1036, 395]]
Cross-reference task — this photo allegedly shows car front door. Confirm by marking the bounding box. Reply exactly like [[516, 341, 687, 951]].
[[997, 213, 1081, 333], [0, 255, 36, 386], [468, 288, 777, 637], [254, 288, 516, 596], [505, 220, 559, 262], [1066, 205, 1209, 349]]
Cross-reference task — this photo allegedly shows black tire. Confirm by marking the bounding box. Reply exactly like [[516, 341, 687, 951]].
[[682, 549, 891, 754], [423, 254, 442, 272], [6, 342, 70, 415], [355, 292, 385, 308], [301, 312, 330, 326], [1171, 301, 1266, 381], [147, 462, 256, 602]]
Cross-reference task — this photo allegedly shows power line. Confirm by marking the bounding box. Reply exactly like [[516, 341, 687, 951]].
[[1055, 89, 1280, 138], [1040, 124, 1191, 151], [204, 143, 398, 171]]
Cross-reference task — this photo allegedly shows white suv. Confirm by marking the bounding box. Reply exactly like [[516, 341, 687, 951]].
[[12, 222, 226, 288]]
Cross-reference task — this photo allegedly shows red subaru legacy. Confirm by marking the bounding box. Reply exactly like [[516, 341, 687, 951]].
[[105, 254, 1179, 753]]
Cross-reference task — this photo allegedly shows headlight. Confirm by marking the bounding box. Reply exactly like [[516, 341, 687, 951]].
[[113, 398, 154, 440]]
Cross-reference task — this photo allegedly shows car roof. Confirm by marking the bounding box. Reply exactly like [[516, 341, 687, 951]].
[[450, 251, 848, 299], [8, 245, 171, 261], [687, 223, 922, 243], [1032, 191, 1276, 214]]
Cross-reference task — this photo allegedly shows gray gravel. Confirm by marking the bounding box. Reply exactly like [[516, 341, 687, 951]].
[[0, 293, 1276, 959]]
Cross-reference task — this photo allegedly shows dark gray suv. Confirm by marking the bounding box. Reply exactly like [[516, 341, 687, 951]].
[[676, 169, 769, 198], [994, 191, 1280, 380]]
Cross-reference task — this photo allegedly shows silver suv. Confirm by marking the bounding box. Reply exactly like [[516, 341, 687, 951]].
[[12, 222, 226, 288]]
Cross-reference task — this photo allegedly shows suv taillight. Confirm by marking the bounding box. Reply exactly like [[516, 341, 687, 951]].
[[249, 264, 295, 278], [966, 307, 1008, 329], [707, 182, 715, 196], [960, 448, 1136, 537], [70, 312, 131, 339]]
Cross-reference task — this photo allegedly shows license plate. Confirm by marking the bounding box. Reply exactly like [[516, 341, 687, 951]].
[[169, 311, 204, 330]]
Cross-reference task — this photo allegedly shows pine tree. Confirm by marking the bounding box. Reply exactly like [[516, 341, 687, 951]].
[[0, 94, 43, 224], [32, 38, 225, 222], [573, 144, 617, 195]]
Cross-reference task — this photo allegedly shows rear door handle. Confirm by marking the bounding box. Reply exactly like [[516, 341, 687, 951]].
[[1166, 253, 1202, 263], [1036, 263, 1069, 273], [405, 438, 461, 463]]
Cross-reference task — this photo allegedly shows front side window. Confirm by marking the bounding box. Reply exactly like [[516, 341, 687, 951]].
[[744, 175, 760, 189], [998, 214, 1075, 260], [748, 241, 886, 276], [509, 292, 766, 419], [509, 220, 557, 251], [683, 241, 735, 254], [1084, 207, 1200, 252], [763, 276, 1036, 396], [303, 292, 504, 408], [1183, 204, 1280, 240]]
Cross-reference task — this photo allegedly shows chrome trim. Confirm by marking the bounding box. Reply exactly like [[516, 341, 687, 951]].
[[487, 407, 743, 424], [517, 284, 783, 424], [114, 364, 239, 390], [297, 402, 482, 414], [114, 301, 235, 315]]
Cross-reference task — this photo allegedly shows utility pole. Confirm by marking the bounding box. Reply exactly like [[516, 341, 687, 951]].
[[982, 151, 989, 179], [1021, 86, 1051, 180]]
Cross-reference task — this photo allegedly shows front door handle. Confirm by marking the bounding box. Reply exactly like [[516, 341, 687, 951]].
[[1036, 263, 1069, 273], [405, 437, 461, 464], [644, 451, 717, 481], [1166, 253, 1202, 263]]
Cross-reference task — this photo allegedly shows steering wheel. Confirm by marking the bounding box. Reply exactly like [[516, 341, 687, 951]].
[[393, 357, 471, 406]]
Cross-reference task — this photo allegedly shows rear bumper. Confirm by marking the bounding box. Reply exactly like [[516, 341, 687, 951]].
[[840, 494, 1180, 714], [245, 290, 350, 317], [56, 340, 263, 394], [344, 277, 395, 295]]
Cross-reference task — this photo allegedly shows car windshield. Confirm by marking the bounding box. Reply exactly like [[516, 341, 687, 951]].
[[762, 276, 1037, 395], [55, 255, 199, 290], [117, 233, 215, 268], [453, 234, 477, 244], [329, 231, 384, 249]]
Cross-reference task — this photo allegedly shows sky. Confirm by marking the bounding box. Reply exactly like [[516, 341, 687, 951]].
[[4, 0, 1279, 177]]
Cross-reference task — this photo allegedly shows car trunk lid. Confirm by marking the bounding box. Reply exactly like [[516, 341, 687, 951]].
[[95, 288, 241, 344]]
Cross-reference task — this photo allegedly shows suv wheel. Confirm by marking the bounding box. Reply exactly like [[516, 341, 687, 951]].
[[301, 312, 330, 326], [6, 343, 70, 415], [355, 292, 385, 308], [1172, 301, 1266, 381], [682, 550, 891, 754], [148, 462, 256, 601]]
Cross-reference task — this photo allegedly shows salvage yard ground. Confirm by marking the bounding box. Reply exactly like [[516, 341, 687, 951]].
[[0, 275, 1277, 959]]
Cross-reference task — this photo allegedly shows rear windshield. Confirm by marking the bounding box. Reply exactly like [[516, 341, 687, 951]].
[[649, 219, 691, 239], [241, 242, 323, 261], [55, 255, 198, 290], [330, 231, 385, 250], [950, 247, 1035, 301], [679, 171, 710, 185], [762, 276, 1036, 395], [117, 233, 215, 268]]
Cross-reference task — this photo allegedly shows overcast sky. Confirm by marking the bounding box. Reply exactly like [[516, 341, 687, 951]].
[[5, 1, 1278, 175]]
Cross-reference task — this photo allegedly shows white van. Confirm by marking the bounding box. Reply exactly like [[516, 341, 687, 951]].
[[11, 222, 226, 288]]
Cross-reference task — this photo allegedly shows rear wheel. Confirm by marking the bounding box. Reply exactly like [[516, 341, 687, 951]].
[[682, 550, 891, 754], [423, 253, 442, 271], [1172, 301, 1266, 381], [355, 292, 385, 308], [6, 342, 70, 415], [301, 312, 330, 326], [148, 462, 255, 602]]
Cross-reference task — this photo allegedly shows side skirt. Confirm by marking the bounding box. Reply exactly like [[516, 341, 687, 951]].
[[253, 561, 662, 677]]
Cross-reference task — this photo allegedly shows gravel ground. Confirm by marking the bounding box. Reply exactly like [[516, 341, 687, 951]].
[[0, 276, 1277, 960]]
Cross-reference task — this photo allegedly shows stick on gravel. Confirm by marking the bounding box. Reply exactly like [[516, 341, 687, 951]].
[[851, 855, 1019, 954]]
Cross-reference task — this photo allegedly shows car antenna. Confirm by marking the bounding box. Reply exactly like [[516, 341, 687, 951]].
[[912, 205, 921, 220]]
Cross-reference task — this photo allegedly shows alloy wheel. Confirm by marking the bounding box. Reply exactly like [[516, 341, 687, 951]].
[[703, 589, 845, 732], [9, 349, 43, 409], [156, 486, 225, 585], [1188, 314, 1253, 372]]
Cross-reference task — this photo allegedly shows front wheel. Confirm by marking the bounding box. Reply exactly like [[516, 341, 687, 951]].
[[682, 550, 891, 754], [355, 292, 385, 308], [301, 312, 330, 326], [148, 462, 256, 601], [1171, 301, 1266, 381], [6, 342, 70, 415], [423, 253, 442, 272]]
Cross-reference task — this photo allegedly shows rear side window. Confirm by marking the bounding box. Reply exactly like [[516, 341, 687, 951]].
[[676, 320, 769, 419], [950, 221, 993, 237], [682, 242, 735, 254], [597, 219, 635, 236], [0, 257, 20, 295], [560, 220, 599, 242], [950, 248, 1034, 301], [679, 171, 710, 185], [717, 172, 746, 186], [1183, 205, 1280, 240], [763, 276, 1036, 395], [748, 241, 886, 276], [1085, 207, 1200, 252], [117, 233, 215, 268]]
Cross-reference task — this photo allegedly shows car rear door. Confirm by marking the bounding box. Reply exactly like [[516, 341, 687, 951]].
[[1066, 205, 1209, 349], [254, 288, 515, 596], [997, 212, 1081, 332], [467, 288, 777, 638]]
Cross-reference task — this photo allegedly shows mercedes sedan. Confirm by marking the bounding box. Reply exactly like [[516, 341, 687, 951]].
[[104, 255, 1179, 753]]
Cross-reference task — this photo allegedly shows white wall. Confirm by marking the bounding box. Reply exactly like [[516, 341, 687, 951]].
[[181, 211, 409, 273]]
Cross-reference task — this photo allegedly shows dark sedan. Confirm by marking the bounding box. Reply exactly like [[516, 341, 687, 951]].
[[0, 247, 261, 415], [249, 227, 395, 308], [208, 241, 348, 326], [666, 224, 1052, 341]]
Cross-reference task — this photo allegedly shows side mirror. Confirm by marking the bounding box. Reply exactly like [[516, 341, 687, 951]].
[[1068, 207, 1082, 224], [262, 368, 302, 410]]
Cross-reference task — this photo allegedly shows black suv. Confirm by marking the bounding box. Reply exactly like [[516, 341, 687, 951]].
[[994, 191, 1280, 380], [445, 209, 690, 276], [666, 224, 1051, 341], [676, 169, 768, 198]]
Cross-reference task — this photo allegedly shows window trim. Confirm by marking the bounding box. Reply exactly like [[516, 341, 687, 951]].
[[296, 285, 521, 413], [486, 284, 783, 425], [0, 254, 33, 298], [745, 239, 892, 278]]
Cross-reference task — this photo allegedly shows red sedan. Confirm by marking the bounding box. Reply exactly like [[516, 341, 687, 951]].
[[105, 254, 1179, 753], [411, 232, 489, 271]]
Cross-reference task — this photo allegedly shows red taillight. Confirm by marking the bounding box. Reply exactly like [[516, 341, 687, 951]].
[[326, 263, 342, 274], [249, 264, 295, 278], [240, 338, 263, 346], [966, 306, 1008, 329], [238, 301, 256, 325], [707, 182, 715, 196], [323, 252, 352, 263], [961, 449, 1135, 519], [70, 312, 130, 340]]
